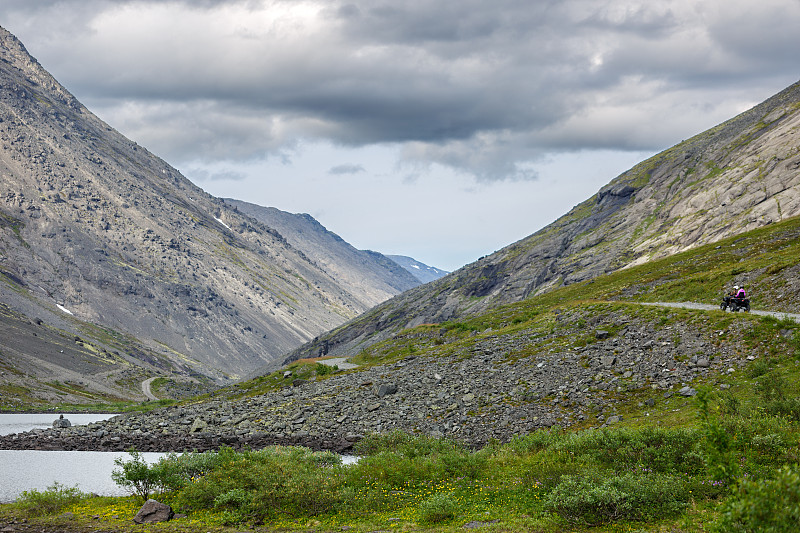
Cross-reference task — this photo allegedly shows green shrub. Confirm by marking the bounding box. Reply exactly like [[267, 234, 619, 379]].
[[544, 473, 688, 525], [712, 465, 800, 532], [112, 449, 160, 502], [746, 358, 770, 378], [505, 450, 588, 491], [112, 448, 236, 501], [354, 430, 463, 458], [175, 446, 342, 522], [417, 493, 459, 524], [14, 482, 87, 517], [755, 373, 800, 421], [315, 362, 335, 376], [506, 427, 564, 454], [553, 426, 704, 475]]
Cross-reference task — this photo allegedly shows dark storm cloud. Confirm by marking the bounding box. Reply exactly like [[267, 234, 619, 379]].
[[4, 0, 800, 180]]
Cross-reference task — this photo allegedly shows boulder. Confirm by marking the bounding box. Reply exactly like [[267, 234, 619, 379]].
[[375, 383, 398, 397], [189, 418, 208, 433], [52, 415, 71, 428], [133, 499, 174, 524]]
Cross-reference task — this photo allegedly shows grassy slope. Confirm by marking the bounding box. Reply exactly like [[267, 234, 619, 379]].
[[4, 216, 800, 532]]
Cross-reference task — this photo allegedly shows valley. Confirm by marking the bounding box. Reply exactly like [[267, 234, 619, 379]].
[[1, 20, 800, 532]]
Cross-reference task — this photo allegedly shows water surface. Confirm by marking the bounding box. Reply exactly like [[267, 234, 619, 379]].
[[0, 413, 165, 502]]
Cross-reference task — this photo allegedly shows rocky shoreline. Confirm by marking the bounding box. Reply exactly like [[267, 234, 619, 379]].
[[1, 309, 768, 454]]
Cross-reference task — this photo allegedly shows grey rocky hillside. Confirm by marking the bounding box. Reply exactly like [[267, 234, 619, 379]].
[[224, 199, 420, 302], [1, 305, 783, 452], [281, 79, 800, 365], [0, 26, 419, 383]]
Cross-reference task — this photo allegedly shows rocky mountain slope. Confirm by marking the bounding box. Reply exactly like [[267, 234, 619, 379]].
[[386, 255, 448, 284], [0, 26, 420, 387], [282, 79, 800, 364], [223, 199, 420, 304], [7, 213, 800, 450]]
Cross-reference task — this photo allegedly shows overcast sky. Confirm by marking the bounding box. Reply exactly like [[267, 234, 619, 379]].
[[4, 0, 800, 271]]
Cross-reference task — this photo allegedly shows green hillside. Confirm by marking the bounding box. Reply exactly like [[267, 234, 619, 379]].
[[5, 216, 800, 532]]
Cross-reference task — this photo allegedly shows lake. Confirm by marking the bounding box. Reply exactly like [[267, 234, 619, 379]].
[[0, 413, 358, 503], [0, 413, 165, 503]]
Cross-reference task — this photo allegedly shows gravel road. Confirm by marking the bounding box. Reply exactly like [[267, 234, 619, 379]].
[[141, 377, 158, 401], [642, 302, 800, 322]]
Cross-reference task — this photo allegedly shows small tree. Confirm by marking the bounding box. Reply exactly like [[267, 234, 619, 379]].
[[111, 449, 158, 503], [697, 388, 739, 489]]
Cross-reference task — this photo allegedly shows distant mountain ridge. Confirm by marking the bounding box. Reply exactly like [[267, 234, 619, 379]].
[[282, 79, 800, 364], [224, 199, 421, 302], [386, 255, 448, 284], [0, 25, 421, 395]]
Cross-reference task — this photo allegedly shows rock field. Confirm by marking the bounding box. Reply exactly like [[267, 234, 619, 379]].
[[1, 309, 779, 453]]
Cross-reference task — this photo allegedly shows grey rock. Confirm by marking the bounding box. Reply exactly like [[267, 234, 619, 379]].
[[52, 415, 71, 428], [375, 383, 398, 398], [133, 499, 174, 524], [679, 386, 697, 397], [189, 418, 208, 433]]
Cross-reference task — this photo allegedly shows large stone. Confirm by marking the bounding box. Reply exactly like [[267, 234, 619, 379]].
[[189, 418, 208, 433], [52, 415, 71, 428], [601, 356, 616, 367], [133, 499, 174, 524], [375, 383, 398, 397]]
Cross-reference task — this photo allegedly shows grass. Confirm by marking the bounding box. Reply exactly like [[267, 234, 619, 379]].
[[7, 398, 800, 532]]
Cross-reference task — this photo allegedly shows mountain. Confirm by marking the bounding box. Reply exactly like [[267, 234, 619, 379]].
[[223, 199, 420, 303], [282, 79, 800, 363], [11, 213, 800, 449], [386, 255, 448, 284], [0, 26, 419, 391]]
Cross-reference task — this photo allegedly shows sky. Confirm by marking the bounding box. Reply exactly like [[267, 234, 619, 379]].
[[4, 0, 800, 272]]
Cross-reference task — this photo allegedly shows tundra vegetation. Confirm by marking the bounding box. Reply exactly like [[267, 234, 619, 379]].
[[4, 216, 800, 532]]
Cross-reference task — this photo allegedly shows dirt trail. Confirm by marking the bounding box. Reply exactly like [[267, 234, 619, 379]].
[[640, 302, 800, 323], [141, 377, 158, 400]]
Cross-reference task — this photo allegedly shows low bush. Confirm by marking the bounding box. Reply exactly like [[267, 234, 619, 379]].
[[14, 482, 87, 517], [417, 493, 459, 524], [712, 465, 800, 532], [175, 446, 342, 521], [353, 430, 463, 458], [544, 472, 688, 525]]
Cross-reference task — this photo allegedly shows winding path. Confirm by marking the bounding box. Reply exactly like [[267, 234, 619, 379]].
[[141, 377, 159, 401], [640, 302, 800, 323]]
